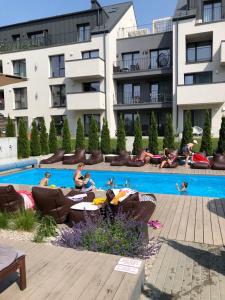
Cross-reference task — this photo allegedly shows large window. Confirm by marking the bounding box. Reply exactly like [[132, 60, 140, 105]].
[[50, 85, 66, 107], [150, 49, 170, 69], [27, 30, 48, 46], [0, 91, 4, 110], [50, 55, 65, 77], [122, 83, 140, 104], [51, 115, 66, 135], [185, 110, 211, 128], [84, 114, 100, 135], [83, 81, 100, 92], [150, 82, 171, 103], [14, 88, 27, 109], [82, 50, 99, 59], [203, 1, 222, 22], [13, 60, 26, 77], [77, 24, 90, 42], [186, 41, 212, 63], [122, 52, 139, 70], [184, 72, 212, 85]]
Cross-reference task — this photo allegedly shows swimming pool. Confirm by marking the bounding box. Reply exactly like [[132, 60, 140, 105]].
[[0, 168, 225, 198]]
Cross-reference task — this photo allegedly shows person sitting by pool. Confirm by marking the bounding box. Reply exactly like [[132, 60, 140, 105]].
[[182, 140, 198, 167], [82, 172, 95, 192], [40, 172, 51, 187], [159, 150, 176, 169], [74, 162, 85, 190], [176, 182, 188, 193], [135, 149, 154, 163]]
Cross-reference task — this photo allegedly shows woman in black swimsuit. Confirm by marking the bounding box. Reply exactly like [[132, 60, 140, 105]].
[[74, 163, 85, 190]]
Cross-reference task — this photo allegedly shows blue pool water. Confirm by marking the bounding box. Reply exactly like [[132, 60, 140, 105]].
[[0, 168, 225, 198]]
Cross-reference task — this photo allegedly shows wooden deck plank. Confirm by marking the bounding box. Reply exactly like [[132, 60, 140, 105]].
[[168, 196, 185, 240], [209, 198, 223, 245], [200, 266, 211, 300], [176, 196, 191, 242], [214, 198, 225, 245], [202, 197, 214, 245], [185, 196, 197, 242], [179, 249, 194, 300], [195, 196, 204, 244]]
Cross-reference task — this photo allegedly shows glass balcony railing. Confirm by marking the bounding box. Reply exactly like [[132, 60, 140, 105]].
[[116, 92, 172, 105]]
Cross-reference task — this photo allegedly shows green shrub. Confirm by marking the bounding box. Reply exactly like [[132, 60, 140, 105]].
[[6, 115, 15, 137], [18, 118, 30, 158], [163, 113, 175, 149], [180, 111, 193, 151], [62, 118, 71, 153], [148, 112, 158, 154], [33, 216, 57, 243], [40, 118, 49, 155], [117, 115, 126, 153], [75, 118, 85, 150], [200, 110, 213, 155], [13, 209, 37, 232], [101, 118, 111, 154], [217, 117, 225, 154], [88, 115, 99, 152], [30, 121, 41, 156], [133, 114, 143, 155], [49, 119, 58, 153], [0, 212, 9, 229]]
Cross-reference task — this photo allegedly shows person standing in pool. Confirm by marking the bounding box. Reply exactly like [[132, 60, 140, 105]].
[[74, 163, 85, 190], [40, 172, 51, 187], [182, 140, 198, 167], [176, 182, 188, 193]]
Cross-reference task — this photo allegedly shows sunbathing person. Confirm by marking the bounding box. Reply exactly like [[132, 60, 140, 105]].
[[159, 151, 176, 168], [82, 172, 95, 192], [40, 172, 51, 187], [74, 162, 85, 190], [135, 149, 154, 163]]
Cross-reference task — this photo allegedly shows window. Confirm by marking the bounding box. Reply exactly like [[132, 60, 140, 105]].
[[122, 52, 139, 70], [50, 55, 65, 77], [83, 81, 100, 92], [150, 84, 159, 102], [0, 60, 2, 73], [124, 113, 136, 135], [13, 60, 26, 77], [150, 49, 170, 69], [50, 85, 66, 107], [27, 30, 48, 46], [84, 114, 100, 135], [0, 90, 4, 110], [186, 41, 212, 63], [185, 110, 210, 128], [77, 24, 90, 42], [184, 72, 212, 85], [203, 1, 222, 22], [122, 83, 140, 104], [82, 50, 99, 59], [14, 88, 27, 109], [12, 34, 20, 42], [51, 115, 66, 135]]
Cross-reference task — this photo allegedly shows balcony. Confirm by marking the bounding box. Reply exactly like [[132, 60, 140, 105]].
[[65, 58, 104, 80], [177, 82, 225, 106], [113, 56, 171, 79], [67, 91, 105, 111], [114, 93, 172, 110], [221, 41, 225, 65]]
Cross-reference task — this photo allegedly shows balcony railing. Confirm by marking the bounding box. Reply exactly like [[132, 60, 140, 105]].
[[0, 30, 91, 53], [116, 93, 172, 106], [113, 56, 171, 74], [203, 5, 224, 23]]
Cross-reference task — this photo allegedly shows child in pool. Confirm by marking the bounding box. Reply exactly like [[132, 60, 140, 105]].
[[82, 173, 95, 192], [176, 182, 188, 193], [40, 172, 51, 187]]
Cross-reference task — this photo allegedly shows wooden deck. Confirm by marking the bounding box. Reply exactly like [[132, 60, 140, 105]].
[[148, 194, 225, 246], [0, 239, 144, 300]]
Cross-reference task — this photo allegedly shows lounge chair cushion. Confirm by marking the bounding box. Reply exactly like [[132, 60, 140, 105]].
[[0, 245, 24, 271]]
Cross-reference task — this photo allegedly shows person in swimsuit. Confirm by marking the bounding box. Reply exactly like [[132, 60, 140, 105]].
[[82, 173, 95, 192], [176, 182, 188, 193], [182, 140, 198, 167], [40, 172, 51, 187], [74, 162, 85, 190], [159, 151, 176, 168]]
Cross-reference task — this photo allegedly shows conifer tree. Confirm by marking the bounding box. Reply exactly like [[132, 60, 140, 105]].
[[163, 113, 175, 149], [6, 115, 15, 137], [48, 118, 58, 153], [75, 118, 85, 150], [133, 114, 143, 155], [200, 110, 212, 155], [180, 111, 193, 151], [88, 115, 99, 152], [30, 120, 41, 156], [62, 118, 71, 153], [101, 117, 111, 154], [18, 118, 30, 158], [116, 114, 126, 153], [40, 118, 49, 155], [217, 116, 225, 154], [148, 112, 158, 154]]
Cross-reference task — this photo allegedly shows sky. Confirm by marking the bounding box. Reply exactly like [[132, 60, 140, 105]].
[[0, 0, 177, 26]]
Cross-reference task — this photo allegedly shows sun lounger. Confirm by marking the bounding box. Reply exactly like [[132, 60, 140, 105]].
[[85, 150, 103, 165], [111, 151, 131, 166], [63, 149, 86, 165], [40, 150, 65, 164], [0, 185, 24, 213]]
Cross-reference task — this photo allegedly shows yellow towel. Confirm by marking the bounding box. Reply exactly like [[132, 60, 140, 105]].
[[93, 198, 106, 205], [111, 191, 126, 205]]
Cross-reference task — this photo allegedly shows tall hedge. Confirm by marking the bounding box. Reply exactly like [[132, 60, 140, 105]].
[[217, 116, 225, 154], [18, 118, 30, 158], [133, 114, 143, 155], [200, 110, 212, 155], [49, 119, 58, 153], [163, 113, 175, 149], [101, 117, 111, 154], [88, 115, 99, 152], [180, 111, 193, 151], [62, 118, 71, 153], [6, 116, 15, 137], [148, 112, 158, 154], [40, 118, 49, 155], [30, 121, 41, 156], [116, 114, 126, 153], [75, 118, 85, 150]]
